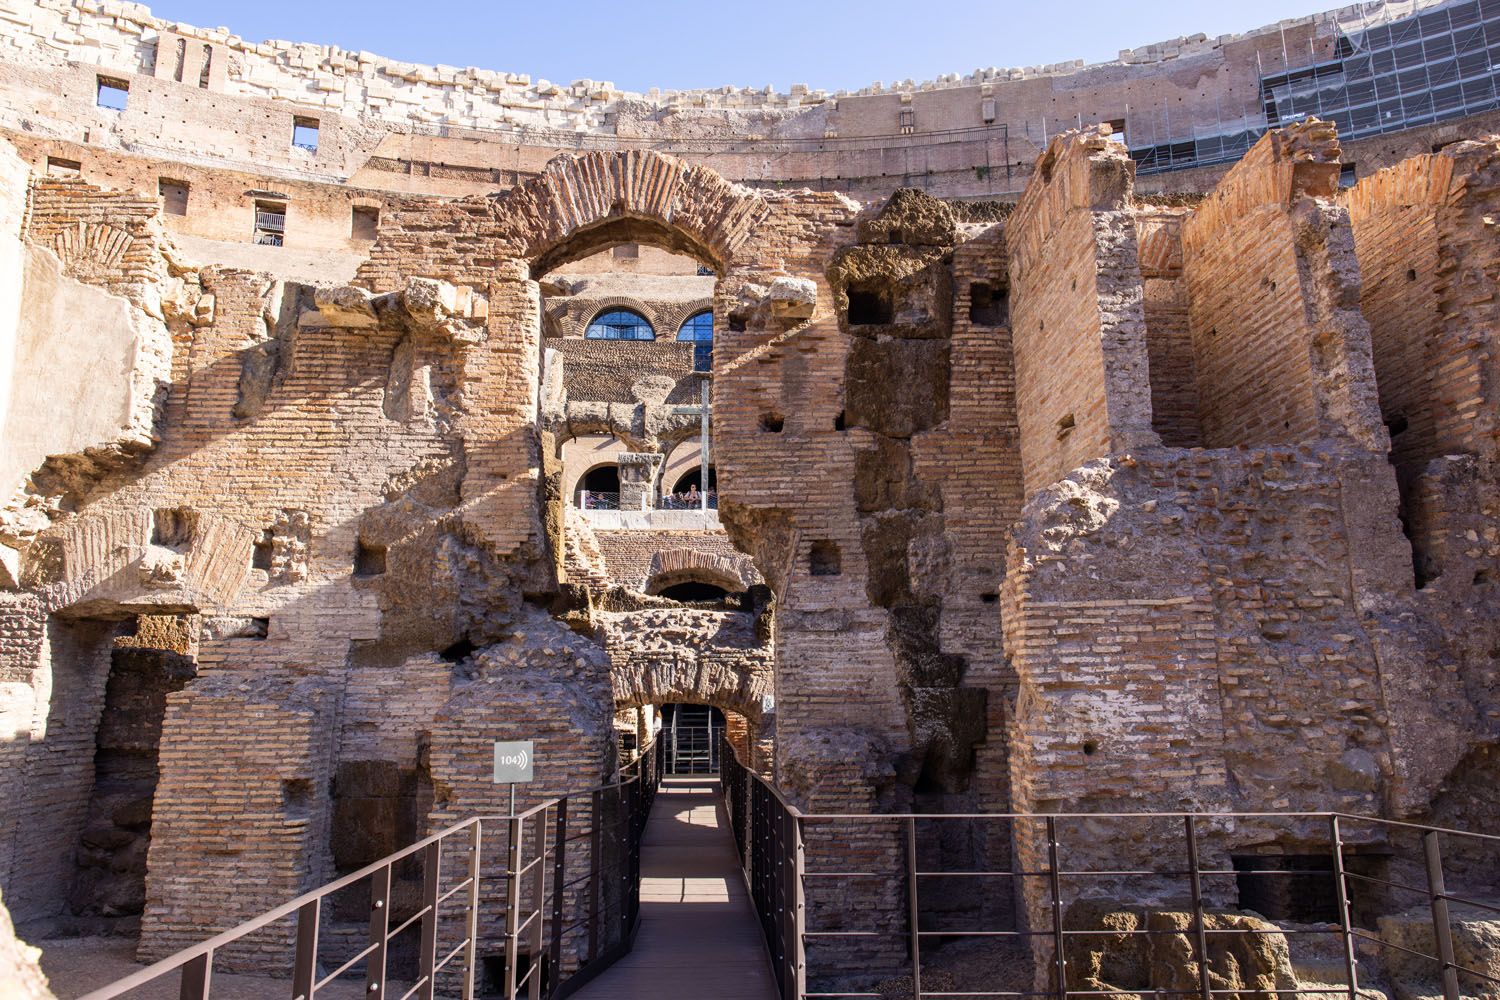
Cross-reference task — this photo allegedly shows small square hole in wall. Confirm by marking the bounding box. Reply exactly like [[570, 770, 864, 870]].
[[351, 205, 379, 241], [1056, 413, 1076, 441], [809, 540, 842, 577], [159, 178, 189, 216], [46, 157, 82, 178], [151, 507, 198, 552], [1339, 163, 1358, 187], [96, 76, 129, 111], [292, 116, 319, 152], [846, 284, 892, 326], [969, 281, 1008, 325], [252, 529, 274, 571], [354, 540, 387, 577], [759, 412, 785, 433]]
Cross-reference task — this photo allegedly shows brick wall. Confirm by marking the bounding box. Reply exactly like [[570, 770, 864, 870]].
[[1008, 129, 1157, 496]]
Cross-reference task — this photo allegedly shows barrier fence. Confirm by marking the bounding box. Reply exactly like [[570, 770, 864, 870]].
[[720, 738, 1500, 1000], [80, 739, 663, 1000]]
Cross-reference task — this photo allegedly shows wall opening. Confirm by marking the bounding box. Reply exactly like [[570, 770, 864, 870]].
[[291, 116, 320, 153], [96, 76, 129, 111], [253, 199, 286, 247], [847, 284, 893, 326], [354, 540, 387, 577], [969, 281, 1008, 326], [351, 205, 379, 241], [150, 508, 197, 552], [158, 179, 189, 217], [657, 581, 731, 603], [1231, 854, 1338, 922], [809, 540, 842, 576], [759, 412, 785, 433], [65, 616, 197, 932], [577, 464, 620, 509], [46, 157, 82, 179]]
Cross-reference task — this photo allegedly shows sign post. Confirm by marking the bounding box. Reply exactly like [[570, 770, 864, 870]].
[[493, 740, 535, 815]]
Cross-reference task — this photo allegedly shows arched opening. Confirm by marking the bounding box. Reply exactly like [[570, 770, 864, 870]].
[[577, 463, 620, 509], [584, 307, 655, 341], [670, 465, 717, 495], [657, 580, 730, 602], [677, 309, 713, 371]]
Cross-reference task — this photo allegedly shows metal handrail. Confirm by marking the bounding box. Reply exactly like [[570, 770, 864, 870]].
[[719, 737, 1500, 1000], [81, 737, 664, 1000]]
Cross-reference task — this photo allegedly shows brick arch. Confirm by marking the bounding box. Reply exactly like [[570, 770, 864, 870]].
[[578, 298, 661, 339], [645, 548, 759, 594], [21, 506, 255, 615], [659, 298, 715, 338], [612, 660, 769, 724], [493, 150, 772, 275]]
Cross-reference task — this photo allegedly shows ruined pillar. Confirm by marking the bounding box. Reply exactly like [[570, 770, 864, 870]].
[[1179, 119, 1385, 450], [1007, 127, 1159, 496]]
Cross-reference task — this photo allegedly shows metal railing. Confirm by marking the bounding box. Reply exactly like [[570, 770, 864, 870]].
[[574, 490, 719, 512], [720, 738, 1500, 1000], [81, 739, 663, 1000]]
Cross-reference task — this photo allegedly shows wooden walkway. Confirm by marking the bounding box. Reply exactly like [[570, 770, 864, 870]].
[[570, 777, 778, 1000]]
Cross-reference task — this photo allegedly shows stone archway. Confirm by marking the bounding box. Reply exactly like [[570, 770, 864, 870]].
[[644, 548, 758, 596]]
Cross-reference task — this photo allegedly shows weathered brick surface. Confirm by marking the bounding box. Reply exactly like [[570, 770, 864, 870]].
[[2, 101, 1500, 994]]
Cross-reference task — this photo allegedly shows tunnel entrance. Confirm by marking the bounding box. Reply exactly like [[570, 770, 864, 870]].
[[662, 704, 725, 775], [66, 615, 196, 933]]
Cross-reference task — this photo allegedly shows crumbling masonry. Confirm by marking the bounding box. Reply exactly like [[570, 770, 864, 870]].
[[1, 1, 1500, 997]]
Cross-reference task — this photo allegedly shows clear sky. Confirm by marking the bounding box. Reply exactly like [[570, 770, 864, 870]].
[[148, 0, 1337, 94]]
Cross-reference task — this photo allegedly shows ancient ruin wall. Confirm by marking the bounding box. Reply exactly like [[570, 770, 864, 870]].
[[1008, 130, 1157, 496], [1180, 120, 1385, 450]]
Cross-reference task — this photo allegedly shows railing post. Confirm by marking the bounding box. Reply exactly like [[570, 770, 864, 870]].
[[291, 899, 319, 1000], [791, 813, 807, 1000], [418, 840, 441, 1000], [505, 816, 524, 1000], [550, 798, 568, 999], [530, 809, 548, 1000], [907, 816, 922, 1000], [1184, 816, 1213, 1000], [179, 951, 212, 1000], [588, 789, 602, 964], [1423, 830, 1462, 1000], [463, 822, 483, 1000], [1046, 817, 1067, 1000], [366, 863, 392, 1000], [1329, 816, 1360, 1000]]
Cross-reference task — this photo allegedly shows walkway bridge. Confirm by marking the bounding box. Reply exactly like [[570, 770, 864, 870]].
[[76, 741, 1498, 1000]]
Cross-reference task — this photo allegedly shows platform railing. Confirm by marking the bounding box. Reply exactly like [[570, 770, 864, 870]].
[[80, 738, 663, 1000], [720, 738, 1500, 1000]]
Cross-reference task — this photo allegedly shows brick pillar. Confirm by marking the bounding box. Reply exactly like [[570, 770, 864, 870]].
[[1008, 127, 1159, 495]]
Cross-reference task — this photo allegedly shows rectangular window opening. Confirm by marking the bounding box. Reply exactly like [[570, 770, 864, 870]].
[[96, 76, 129, 111], [159, 178, 189, 216], [351, 205, 379, 241], [292, 116, 320, 153], [969, 281, 1008, 326], [254, 199, 286, 247], [46, 157, 82, 179]]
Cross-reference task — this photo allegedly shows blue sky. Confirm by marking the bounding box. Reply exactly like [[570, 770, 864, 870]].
[[149, 0, 1337, 94]]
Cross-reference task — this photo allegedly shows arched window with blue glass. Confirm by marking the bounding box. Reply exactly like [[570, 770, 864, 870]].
[[678, 310, 713, 371], [585, 308, 655, 341]]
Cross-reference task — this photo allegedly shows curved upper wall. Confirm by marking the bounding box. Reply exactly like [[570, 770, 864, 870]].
[[2, 0, 1497, 210]]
